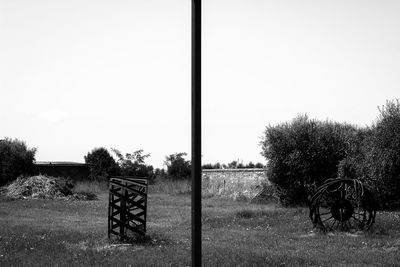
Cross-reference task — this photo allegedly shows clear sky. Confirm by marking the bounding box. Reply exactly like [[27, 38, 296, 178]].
[[1, 0, 399, 168]]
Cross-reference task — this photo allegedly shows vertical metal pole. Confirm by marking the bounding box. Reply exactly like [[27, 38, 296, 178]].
[[144, 180, 148, 233], [108, 184, 111, 238], [120, 185, 126, 238], [192, 0, 201, 266]]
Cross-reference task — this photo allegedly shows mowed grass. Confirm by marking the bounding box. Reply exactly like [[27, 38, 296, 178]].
[[0, 182, 400, 266]]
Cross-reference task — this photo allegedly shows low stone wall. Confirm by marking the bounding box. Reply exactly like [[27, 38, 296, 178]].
[[202, 168, 269, 200]]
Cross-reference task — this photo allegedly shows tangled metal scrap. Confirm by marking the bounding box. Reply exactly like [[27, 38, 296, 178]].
[[309, 178, 376, 232]]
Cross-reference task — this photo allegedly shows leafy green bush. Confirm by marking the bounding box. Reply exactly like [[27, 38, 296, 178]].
[[164, 152, 191, 180], [339, 100, 400, 209], [260, 114, 360, 206], [84, 147, 119, 180], [0, 138, 36, 186], [370, 100, 400, 208], [111, 148, 155, 181]]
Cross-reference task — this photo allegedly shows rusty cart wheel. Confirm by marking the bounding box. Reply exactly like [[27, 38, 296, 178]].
[[309, 178, 376, 232]]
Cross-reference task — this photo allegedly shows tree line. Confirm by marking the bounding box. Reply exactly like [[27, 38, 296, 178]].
[[2, 98, 399, 210], [202, 161, 264, 169], [0, 139, 194, 185], [0, 138, 265, 186]]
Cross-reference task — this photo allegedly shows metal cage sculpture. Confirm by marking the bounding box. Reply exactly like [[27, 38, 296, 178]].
[[309, 178, 376, 232], [108, 176, 148, 240]]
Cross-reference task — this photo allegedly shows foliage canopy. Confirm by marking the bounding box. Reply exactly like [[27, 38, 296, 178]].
[[111, 148, 154, 179], [0, 138, 36, 186], [84, 147, 119, 180], [261, 99, 400, 209], [164, 152, 191, 180]]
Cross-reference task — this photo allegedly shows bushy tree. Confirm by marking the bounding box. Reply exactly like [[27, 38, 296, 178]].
[[84, 147, 119, 180], [254, 162, 265, 168], [237, 161, 265, 168], [370, 100, 400, 207], [111, 148, 154, 178], [227, 160, 238, 169], [202, 162, 222, 169], [202, 163, 215, 169], [339, 100, 400, 209], [261, 114, 360, 205], [0, 138, 36, 185], [164, 152, 191, 180]]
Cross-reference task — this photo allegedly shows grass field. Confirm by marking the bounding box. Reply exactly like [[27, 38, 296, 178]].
[[1, 182, 400, 266]]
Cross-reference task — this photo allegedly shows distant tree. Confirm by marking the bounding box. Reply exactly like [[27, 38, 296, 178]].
[[202, 162, 221, 169], [227, 160, 238, 169], [164, 152, 191, 180], [0, 138, 36, 185], [213, 162, 221, 169], [111, 148, 153, 178], [237, 162, 245, 169], [84, 147, 119, 180], [203, 161, 264, 169], [254, 162, 265, 168], [202, 163, 214, 169]]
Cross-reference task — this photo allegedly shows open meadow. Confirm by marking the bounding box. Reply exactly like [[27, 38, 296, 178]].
[[1, 182, 400, 266]]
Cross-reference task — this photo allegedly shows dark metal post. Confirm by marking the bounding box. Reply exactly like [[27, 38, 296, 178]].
[[192, 0, 201, 266]]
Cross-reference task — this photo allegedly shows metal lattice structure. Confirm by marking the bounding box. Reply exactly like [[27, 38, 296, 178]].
[[309, 178, 376, 232], [108, 176, 148, 240]]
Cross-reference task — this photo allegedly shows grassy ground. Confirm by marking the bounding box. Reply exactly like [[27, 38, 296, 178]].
[[1, 182, 400, 266]]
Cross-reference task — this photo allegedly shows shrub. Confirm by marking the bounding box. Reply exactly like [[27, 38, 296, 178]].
[[370, 100, 400, 208], [260, 114, 360, 206], [111, 148, 155, 181], [254, 162, 265, 168], [164, 152, 191, 180], [202, 163, 221, 169], [339, 99, 400, 209], [84, 147, 119, 180], [0, 138, 36, 186]]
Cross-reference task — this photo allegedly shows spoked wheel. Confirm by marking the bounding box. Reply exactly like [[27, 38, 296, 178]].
[[309, 178, 376, 232]]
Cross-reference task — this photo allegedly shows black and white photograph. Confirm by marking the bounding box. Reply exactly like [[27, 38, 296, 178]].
[[1, 0, 400, 266]]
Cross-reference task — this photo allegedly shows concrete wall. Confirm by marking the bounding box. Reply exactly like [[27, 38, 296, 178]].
[[202, 168, 269, 200]]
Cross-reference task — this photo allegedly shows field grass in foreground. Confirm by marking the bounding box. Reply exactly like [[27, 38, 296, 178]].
[[1, 185, 400, 266]]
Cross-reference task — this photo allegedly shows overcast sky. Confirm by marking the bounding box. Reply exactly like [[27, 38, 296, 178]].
[[1, 0, 399, 168]]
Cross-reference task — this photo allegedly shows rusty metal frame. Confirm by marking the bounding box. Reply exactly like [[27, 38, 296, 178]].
[[309, 178, 376, 232], [108, 176, 148, 240]]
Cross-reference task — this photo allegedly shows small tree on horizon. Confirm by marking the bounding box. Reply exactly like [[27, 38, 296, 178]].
[[164, 152, 191, 180], [84, 147, 119, 180], [111, 148, 154, 178]]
